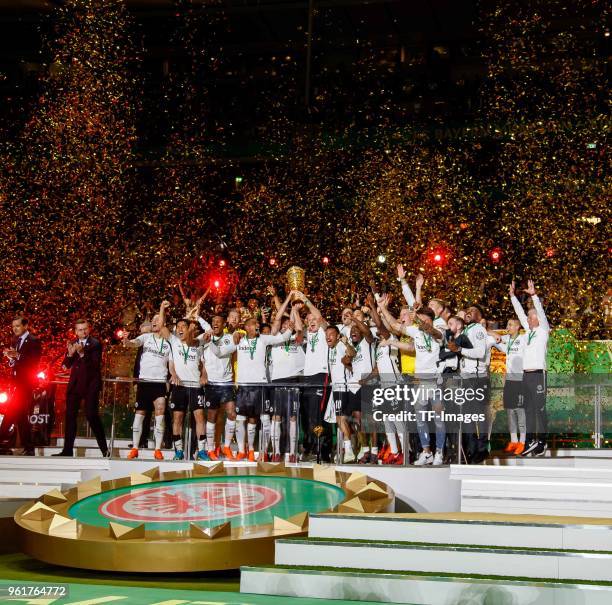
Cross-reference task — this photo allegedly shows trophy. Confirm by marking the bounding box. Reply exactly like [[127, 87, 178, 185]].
[[286, 266, 305, 293]]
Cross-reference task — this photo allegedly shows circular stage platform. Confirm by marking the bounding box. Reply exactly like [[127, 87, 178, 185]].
[[14, 463, 393, 572], [70, 474, 346, 530]]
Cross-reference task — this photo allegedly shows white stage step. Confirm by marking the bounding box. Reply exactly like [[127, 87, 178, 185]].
[[451, 464, 612, 517], [241, 566, 612, 605], [0, 469, 81, 485], [0, 455, 109, 471], [274, 537, 612, 582], [309, 513, 612, 551]]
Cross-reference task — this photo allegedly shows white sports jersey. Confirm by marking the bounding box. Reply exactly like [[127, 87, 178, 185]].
[[270, 335, 305, 381], [169, 334, 202, 385], [434, 316, 448, 333], [375, 336, 400, 379], [133, 333, 170, 382], [336, 323, 352, 338], [211, 331, 291, 384], [304, 327, 329, 376], [511, 295, 549, 370], [495, 333, 525, 380], [202, 333, 234, 383], [459, 322, 488, 376], [328, 340, 352, 392], [403, 325, 441, 376], [349, 338, 374, 393], [484, 334, 497, 368]]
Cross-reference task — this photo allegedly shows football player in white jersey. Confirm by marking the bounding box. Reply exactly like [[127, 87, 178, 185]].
[[200, 315, 236, 461], [348, 317, 376, 463], [510, 280, 550, 457], [211, 306, 292, 461], [269, 305, 305, 462], [490, 316, 527, 456], [326, 325, 357, 462], [379, 300, 445, 466], [365, 292, 404, 465], [447, 304, 490, 463], [122, 300, 172, 460], [294, 291, 332, 462], [337, 307, 354, 339], [168, 319, 206, 461]]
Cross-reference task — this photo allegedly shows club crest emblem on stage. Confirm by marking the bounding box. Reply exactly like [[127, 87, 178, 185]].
[[14, 464, 393, 572], [100, 483, 282, 523]]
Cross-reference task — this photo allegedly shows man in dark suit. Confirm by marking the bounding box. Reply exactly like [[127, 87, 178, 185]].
[[2, 317, 42, 455], [54, 319, 108, 457]]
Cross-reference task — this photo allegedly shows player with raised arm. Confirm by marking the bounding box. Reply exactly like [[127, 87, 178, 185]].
[[510, 280, 550, 457], [200, 315, 237, 461], [489, 308, 527, 456], [378, 297, 445, 466], [122, 300, 172, 460], [168, 319, 206, 461], [269, 304, 305, 462], [210, 296, 293, 462]]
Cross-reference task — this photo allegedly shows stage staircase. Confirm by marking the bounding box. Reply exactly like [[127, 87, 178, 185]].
[[242, 461, 612, 604]]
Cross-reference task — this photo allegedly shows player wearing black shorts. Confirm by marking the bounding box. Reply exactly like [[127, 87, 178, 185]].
[[211, 293, 294, 462], [268, 306, 305, 462], [122, 301, 172, 461], [325, 325, 357, 463], [201, 316, 237, 461], [169, 319, 207, 461]]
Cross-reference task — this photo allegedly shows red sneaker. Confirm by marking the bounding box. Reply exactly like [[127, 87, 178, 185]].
[[127, 448, 138, 460], [153, 449, 164, 461], [247, 450, 255, 462], [236, 451, 247, 461], [288, 454, 297, 464], [208, 450, 219, 461], [272, 453, 281, 463]]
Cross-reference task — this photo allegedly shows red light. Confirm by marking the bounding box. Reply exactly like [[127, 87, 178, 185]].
[[0, 392, 7, 404], [460, 223, 469, 230], [428, 247, 450, 268], [268, 257, 277, 267], [218, 259, 226, 268], [115, 328, 126, 339], [213, 280, 220, 288], [36, 371, 46, 380], [489, 247, 502, 263], [546, 248, 555, 258], [322, 256, 330, 265]]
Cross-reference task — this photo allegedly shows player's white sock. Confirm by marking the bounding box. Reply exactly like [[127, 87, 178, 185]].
[[206, 421, 216, 451], [236, 416, 247, 453], [224, 419, 236, 447], [261, 414, 271, 453], [357, 445, 370, 458], [153, 415, 164, 450], [371, 446, 379, 455], [173, 436, 183, 451], [344, 440, 353, 454], [510, 432, 518, 443], [289, 419, 297, 455], [132, 414, 144, 448], [271, 420, 281, 455], [247, 423, 257, 452], [398, 432, 405, 452], [198, 436, 206, 452], [386, 432, 399, 455]]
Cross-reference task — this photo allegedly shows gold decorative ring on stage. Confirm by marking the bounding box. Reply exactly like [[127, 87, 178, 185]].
[[14, 463, 393, 573]]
